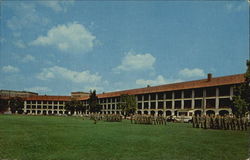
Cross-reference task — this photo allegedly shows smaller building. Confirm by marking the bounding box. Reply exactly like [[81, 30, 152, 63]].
[[71, 92, 89, 98]]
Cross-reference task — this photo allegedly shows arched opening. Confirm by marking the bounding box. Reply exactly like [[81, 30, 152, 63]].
[[116, 111, 120, 114], [144, 111, 148, 115], [64, 111, 68, 115], [194, 110, 202, 116], [158, 110, 163, 115], [206, 110, 215, 116], [107, 111, 110, 114], [112, 111, 115, 114], [219, 110, 229, 116], [42, 110, 46, 115], [138, 111, 142, 114], [37, 110, 41, 114], [32, 110, 36, 114], [54, 111, 57, 114], [48, 110, 52, 115], [166, 110, 172, 116], [151, 111, 155, 116]]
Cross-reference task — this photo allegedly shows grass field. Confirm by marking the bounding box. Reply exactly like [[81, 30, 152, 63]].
[[0, 115, 249, 160]]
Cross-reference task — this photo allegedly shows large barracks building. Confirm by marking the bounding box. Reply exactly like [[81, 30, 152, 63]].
[[21, 73, 245, 117]]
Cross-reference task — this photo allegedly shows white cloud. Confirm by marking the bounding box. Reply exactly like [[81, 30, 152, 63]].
[[25, 86, 52, 93], [22, 54, 36, 63], [14, 40, 26, 48], [7, 3, 49, 30], [39, 0, 74, 12], [31, 22, 96, 54], [37, 66, 101, 83], [114, 52, 156, 72], [136, 75, 182, 87], [1, 65, 20, 73], [179, 68, 205, 78]]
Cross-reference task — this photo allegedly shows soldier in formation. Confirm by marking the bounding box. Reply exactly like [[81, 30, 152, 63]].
[[103, 114, 122, 122], [192, 114, 248, 131], [131, 114, 167, 125]]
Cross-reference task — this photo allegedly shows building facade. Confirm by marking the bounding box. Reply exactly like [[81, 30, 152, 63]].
[[23, 73, 245, 116]]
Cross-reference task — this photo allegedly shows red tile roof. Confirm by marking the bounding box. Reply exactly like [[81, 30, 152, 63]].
[[23, 74, 245, 101], [79, 73, 245, 100], [24, 95, 71, 101]]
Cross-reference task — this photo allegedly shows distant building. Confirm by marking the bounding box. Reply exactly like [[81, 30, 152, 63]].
[[0, 90, 38, 99], [0, 90, 38, 113], [71, 92, 89, 98], [22, 73, 245, 116]]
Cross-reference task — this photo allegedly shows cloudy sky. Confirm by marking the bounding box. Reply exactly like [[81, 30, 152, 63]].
[[0, 1, 249, 95]]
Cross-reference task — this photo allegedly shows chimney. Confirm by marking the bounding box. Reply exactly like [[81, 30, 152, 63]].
[[207, 73, 212, 82]]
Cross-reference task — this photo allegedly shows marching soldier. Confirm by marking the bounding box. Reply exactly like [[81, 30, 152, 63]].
[[196, 115, 200, 128]]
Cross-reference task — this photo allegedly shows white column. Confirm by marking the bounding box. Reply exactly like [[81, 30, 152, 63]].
[[191, 90, 195, 109], [172, 92, 175, 116], [142, 95, 144, 114], [215, 88, 219, 109], [24, 101, 27, 113], [35, 101, 38, 115], [148, 94, 151, 115], [155, 94, 158, 116], [203, 89, 206, 115], [181, 91, 184, 109], [230, 86, 234, 100]]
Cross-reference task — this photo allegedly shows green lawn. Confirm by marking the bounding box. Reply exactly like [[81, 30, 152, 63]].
[[0, 115, 249, 160]]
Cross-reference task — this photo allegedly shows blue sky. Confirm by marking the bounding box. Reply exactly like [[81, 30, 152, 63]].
[[0, 0, 249, 95]]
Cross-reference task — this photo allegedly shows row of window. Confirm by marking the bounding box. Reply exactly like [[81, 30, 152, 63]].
[[26, 105, 64, 109], [26, 101, 64, 104], [137, 98, 231, 109], [98, 86, 231, 103]]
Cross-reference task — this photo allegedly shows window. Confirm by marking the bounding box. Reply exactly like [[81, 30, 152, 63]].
[[219, 98, 231, 108], [206, 99, 215, 108], [174, 91, 182, 99], [138, 103, 142, 109], [158, 93, 164, 100], [195, 100, 202, 108], [174, 101, 181, 109], [144, 102, 149, 109], [137, 95, 142, 101], [150, 102, 156, 109], [165, 92, 172, 99], [184, 100, 191, 109], [37, 101, 41, 104], [59, 101, 63, 104], [53, 106, 57, 109], [219, 85, 230, 96], [144, 94, 149, 101], [37, 105, 41, 109], [48, 101, 52, 104], [166, 101, 172, 109], [184, 90, 192, 98], [194, 88, 203, 98], [150, 93, 156, 100], [158, 102, 164, 109], [206, 87, 216, 97]]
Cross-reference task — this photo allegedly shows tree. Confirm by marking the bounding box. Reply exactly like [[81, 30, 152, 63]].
[[118, 94, 136, 117], [232, 60, 250, 116], [88, 90, 101, 113], [9, 97, 24, 114], [65, 98, 85, 115]]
